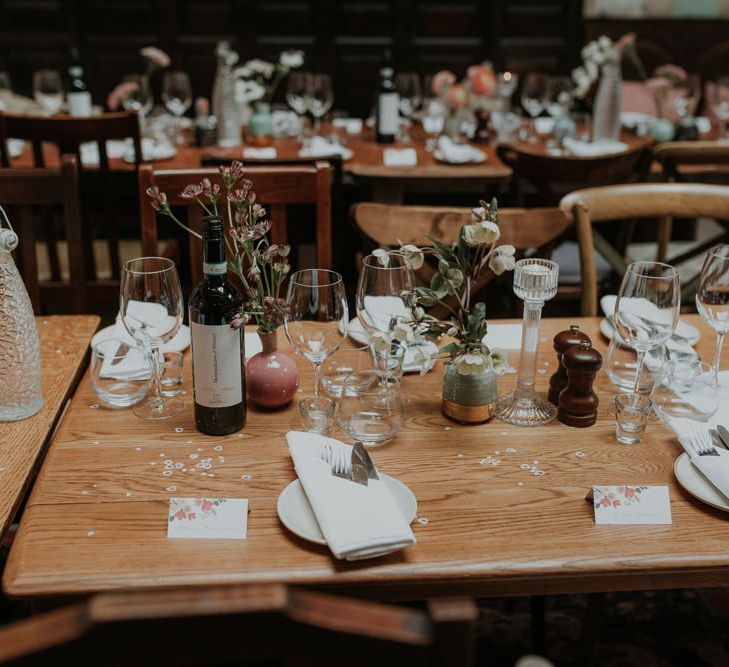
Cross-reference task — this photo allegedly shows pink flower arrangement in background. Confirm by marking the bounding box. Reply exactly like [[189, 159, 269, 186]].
[[107, 45, 170, 111], [107, 81, 139, 111], [467, 63, 496, 96], [140, 46, 171, 69], [431, 70, 456, 96]]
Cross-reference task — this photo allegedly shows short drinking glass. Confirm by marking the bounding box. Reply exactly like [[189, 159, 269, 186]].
[[615, 393, 652, 445], [90, 339, 151, 408]]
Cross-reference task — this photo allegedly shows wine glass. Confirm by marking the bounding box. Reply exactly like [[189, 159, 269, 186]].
[[545, 76, 572, 118], [286, 70, 312, 141], [395, 72, 422, 143], [520, 72, 547, 141], [305, 73, 333, 138], [122, 74, 153, 116], [496, 71, 518, 106], [710, 77, 729, 141], [162, 71, 193, 144], [285, 269, 348, 432], [120, 258, 184, 420], [696, 244, 729, 396], [614, 261, 680, 394], [422, 97, 446, 151], [339, 371, 404, 448], [33, 70, 63, 115], [356, 252, 414, 375], [673, 73, 700, 121], [652, 359, 718, 424]]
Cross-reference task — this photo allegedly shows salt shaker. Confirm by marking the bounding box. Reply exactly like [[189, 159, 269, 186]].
[[557, 341, 602, 428], [548, 325, 591, 405]]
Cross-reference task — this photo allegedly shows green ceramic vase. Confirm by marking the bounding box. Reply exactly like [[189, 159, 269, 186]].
[[442, 360, 498, 424]]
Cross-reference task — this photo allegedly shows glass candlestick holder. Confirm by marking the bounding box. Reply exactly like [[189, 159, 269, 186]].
[[495, 258, 559, 426]]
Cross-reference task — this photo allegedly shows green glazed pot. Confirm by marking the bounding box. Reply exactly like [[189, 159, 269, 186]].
[[442, 360, 498, 424], [249, 102, 274, 139]]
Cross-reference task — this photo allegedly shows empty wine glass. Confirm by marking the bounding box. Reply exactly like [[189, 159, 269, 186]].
[[710, 77, 729, 140], [614, 261, 680, 394], [305, 73, 333, 138], [496, 71, 518, 105], [673, 73, 700, 121], [33, 70, 63, 115], [422, 97, 446, 150], [285, 269, 348, 432], [520, 72, 547, 142], [696, 244, 729, 396], [286, 71, 312, 141], [162, 70, 193, 144], [395, 72, 422, 143], [120, 258, 184, 420], [545, 76, 572, 118], [122, 74, 153, 117], [652, 359, 718, 424], [339, 371, 403, 447], [356, 252, 414, 375]]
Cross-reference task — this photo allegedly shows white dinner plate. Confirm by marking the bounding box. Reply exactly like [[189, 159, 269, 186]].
[[674, 452, 729, 512], [433, 147, 486, 165], [8, 138, 25, 159], [277, 474, 417, 546]]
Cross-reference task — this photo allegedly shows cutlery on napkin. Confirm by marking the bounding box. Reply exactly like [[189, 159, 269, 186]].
[[562, 137, 628, 157], [677, 427, 729, 502], [286, 431, 416, 560], [436, 136, 484, 164], [299, 136, 349, 158], [243, 146, 278, 160]]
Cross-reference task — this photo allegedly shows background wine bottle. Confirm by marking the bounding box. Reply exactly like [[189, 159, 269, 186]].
[[189, 216, 246, 435], [66, 47, 92, 117], [376, 49, 399, 144]]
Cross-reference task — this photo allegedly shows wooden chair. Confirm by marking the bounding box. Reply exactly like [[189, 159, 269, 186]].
[[560, 183, 729, 315], [350, 202, 572, 317], [139, 162, 333, 285], [497, 142, 652, 205], [0, 584, 478, 667], [0, 111, 143, 292], [0, 154, 90, 313]]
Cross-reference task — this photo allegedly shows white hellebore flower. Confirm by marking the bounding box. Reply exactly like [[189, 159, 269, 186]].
[[489, 244, 516, 275], [413, 348, 437, 376], [463, 220, 500, 247], [454, 352, 488, 376], [470, 206, 487, 224], [400, 243, 424, 270], [236, 80, 266, 103], [598, 35, 613, 50], [372, 248, 390, 267], [279, 50, 304, 69], [247, 59, 276, 78], [369, 330, 390, 353], [392, 322, 415, 345]]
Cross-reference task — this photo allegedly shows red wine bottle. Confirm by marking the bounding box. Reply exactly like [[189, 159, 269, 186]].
[[376, 50, 398, 144], [189, 215, 246, 435]]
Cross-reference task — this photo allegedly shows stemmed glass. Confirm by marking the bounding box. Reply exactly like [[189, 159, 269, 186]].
[[696, 244, 729, 396], [356, 253, 414, 376], [284, 269, 348, 432], [422, 97, 446, 151], [614, 261, 680, 394], [120, 258, 184, 420], [286, 71, 312, 142], [496, 71, 518, 106], [710, 77, 729, 141], [162, 71, 193, 144], [395, 72, 422, 143], [545, 76, 572, 119], [673, 73, 700, 122], [33, 70, 63, 115], [494, 258, 559, 426], [520, 72, 547, 142], [305, 74, 333, 138], [122, 74, 153, 138]]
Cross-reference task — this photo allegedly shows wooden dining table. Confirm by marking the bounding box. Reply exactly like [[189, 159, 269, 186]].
[[0, 315, 99, 542], [4, 315, 729, 601]]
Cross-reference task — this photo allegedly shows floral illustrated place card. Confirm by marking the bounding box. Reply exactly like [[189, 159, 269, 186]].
[[167, 498, 249, 539], [593, 486, 672, 525]]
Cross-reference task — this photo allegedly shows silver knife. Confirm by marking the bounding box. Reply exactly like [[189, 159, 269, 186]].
[[718, 426, 729, 451], [710, 429, 727, 451], [354, 443, 380, 481], [350, 445, 369, 486]]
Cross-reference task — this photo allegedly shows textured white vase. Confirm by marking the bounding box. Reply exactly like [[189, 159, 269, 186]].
[[593, 57, 623, 142]]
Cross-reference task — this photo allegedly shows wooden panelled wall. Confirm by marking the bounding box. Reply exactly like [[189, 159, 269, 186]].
[[0, 0, 582, 117]]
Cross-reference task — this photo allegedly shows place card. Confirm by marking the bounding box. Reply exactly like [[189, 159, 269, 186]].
[[592, 486, 672, 525], [167, 497, 249, 539], [243, 146, 277, 160], [383, 148, 417, 167]]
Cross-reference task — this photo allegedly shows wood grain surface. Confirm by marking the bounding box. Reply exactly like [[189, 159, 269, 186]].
[[4, 316, 729, 600], [0, 315, 99, 539]]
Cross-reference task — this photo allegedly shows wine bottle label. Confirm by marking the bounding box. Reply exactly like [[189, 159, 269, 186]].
[[378, 92, 399, 135], [203, 262, 226, 275], [191, 322, 243, 408], [68, 91, 92, 117]]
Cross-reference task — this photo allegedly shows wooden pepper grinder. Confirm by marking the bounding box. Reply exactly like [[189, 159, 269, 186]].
[[548, 325, 591, 405], [557, 341, 603, 427]]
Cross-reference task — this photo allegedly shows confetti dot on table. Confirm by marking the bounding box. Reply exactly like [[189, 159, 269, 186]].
[[182, 468, 187, 472], [93, 440, 100, 445], [417, 517, 429, 525], [164, 460, 173, 465], [189, 453, 198, 459], [479, 459, 487, 465], [186, 440, 192, 444], [217, 456, 225, 463], [56, 349, 62, 354], [162, 470, 172, 477], [533, 460, 539, 465], [241, 474, 252, 481], [202, 472, 209, 476], [135, 447, 142, 452], [181, 390, 188, 395], [174, 463, 184, 469], [534, 470, 546, 476], [166, 485, 177, 492], [43, 319, 49, 325], [0, 468, 5, 474], [495, 451, 501, 455], [87, 530, 95, 537], [175, 427, 184, 433], [501, 432, 507, 436], [125, 492, 133, 497], [159, 453, 165, 457], [207, 473, 215, 477], [81, 490, 89, 496], [537, 369, 546, 375], [214, 445, 223, 452], [457, 453, 464, 458], [197, 448, 203, 452], [544, 361, 549, 366], [575, 451, 586, 458], [444, 427, 451, 431], [92, 484, 97, 488], [520, 464, 530, 470], [506, 447, 517, 453], [90, 403, 99, 409], [149, 462, 156, 466], [518, 482, 524, 486], [238, 434, 244, 438]]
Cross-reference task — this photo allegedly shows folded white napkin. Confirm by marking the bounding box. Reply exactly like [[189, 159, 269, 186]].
[[243, 146, 277, 160], [436, 136, 484, 164], [79, 140, 130, 165], [7, 138, 25, 159], [286, 431, 416, 560], [482, 323, 523, 350], [98, 338, 150, 380], [299, 136, 348, 158], [383, 147, 417, 167], [361, 295, 411, 332], [332, 117, 363, 134], [563, 137, 628, 156]]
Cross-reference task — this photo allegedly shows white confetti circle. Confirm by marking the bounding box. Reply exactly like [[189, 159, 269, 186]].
[[417, 517, 429, 525]]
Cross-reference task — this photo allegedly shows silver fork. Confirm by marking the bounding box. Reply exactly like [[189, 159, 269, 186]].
[[318, 442, 353, 480], [685, 425, 720, 457]]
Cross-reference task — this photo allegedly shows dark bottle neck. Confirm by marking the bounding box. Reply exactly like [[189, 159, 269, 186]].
[[202, 223, 226, 283]]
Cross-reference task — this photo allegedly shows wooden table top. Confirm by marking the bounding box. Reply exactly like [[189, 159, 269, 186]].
[[0, 315, 99, 541], [5, 315, 729, 600]]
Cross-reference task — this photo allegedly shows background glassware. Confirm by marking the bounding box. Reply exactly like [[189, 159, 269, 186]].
[[122, 74, 153, 117], [710, 77, 729, 140], [422, 98, 446, 150], [615, 392, 652, 445], [120, 257, 184, 420], [162, 70, 193, 144], [494, 258, 559, 426], [305, 73, 333, 138], [673, 73, 700, 120], [570, 111, 592, 142], [320, 344, 371, 398], [356, 252, 414, 374], [160, 350, 184, 397], [614, 261, 680, 393], [286, 70, 312, 141], [545, 76, 572, 118], [520, 72, 547, 141], [90, 339, 151, 408], [696, 244, 729, 395], [605, 334, 667, 393], [496, 71, 518, 106], [33, 70, 63, 115], [395, 72, 422, 143], [338, 370, 404, 447], [652, 359, 718, 424]]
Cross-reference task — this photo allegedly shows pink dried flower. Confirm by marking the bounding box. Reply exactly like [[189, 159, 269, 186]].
[[107, 81, 139, 110], [432, 70, 456, 95], [180, 183, 203, 199], [145, 186, 168, 211], [467, 64, 496, 96], [229, 313, 248, 329], [615, 32, 636, 51], [140, 46, 171, 69]]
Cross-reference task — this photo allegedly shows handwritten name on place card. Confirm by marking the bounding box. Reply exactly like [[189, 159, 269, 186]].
[[168, 498, 249, 539], [593, 486, 672, 525]]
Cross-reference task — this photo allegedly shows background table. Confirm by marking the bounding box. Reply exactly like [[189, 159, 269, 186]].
[[0, 315, 98, 541], [4, 316, 729, 599]]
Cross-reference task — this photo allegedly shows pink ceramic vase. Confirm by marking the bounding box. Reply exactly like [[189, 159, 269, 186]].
[[246, 330, 299, 409]]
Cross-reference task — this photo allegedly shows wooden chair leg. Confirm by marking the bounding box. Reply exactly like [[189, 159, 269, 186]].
[[656, 215, 673, 263], [574, 592, 605, 667], [427, 598, 478, 667], [531, 595, 547, 655]]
